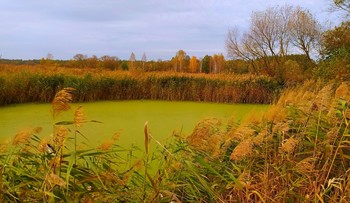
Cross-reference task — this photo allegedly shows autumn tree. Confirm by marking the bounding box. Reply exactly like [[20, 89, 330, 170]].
[[173, 50, 187, 72], [317, 21, 350, 79], [212, 54, 225, 73], [189, 56, 199, 73]]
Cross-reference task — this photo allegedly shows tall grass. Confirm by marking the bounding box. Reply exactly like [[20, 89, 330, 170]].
[[163, 80, 350, 202], [0, 65, 281, 105]]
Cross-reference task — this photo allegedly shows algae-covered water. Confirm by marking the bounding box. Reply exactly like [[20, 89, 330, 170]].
[[0, 101, 267, 149]]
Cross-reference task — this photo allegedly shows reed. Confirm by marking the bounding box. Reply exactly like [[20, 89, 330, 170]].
[[0, 65, 281, 105]]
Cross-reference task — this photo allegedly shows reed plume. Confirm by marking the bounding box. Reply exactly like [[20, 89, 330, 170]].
[[74, 106, 86, 127], [230, 139, 253, 161], [52, 87, 75, 119]]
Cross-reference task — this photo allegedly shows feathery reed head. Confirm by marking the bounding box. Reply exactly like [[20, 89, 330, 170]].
[[280, 137, 299, 154], [98, 139, 114, 151], [335, 82, 350, 102], [52, 87, 75, 119], [53, 125, 69, 148], [74, 106, 86, 127], [230, 139, 253, 161], [12, 130, 32, 146]]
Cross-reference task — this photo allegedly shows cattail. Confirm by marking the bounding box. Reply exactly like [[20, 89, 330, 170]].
[[74, 106, 86, 127], [144, 121, 150, 155], [52, 87, 75, 119], [230, 139, 253, 161]]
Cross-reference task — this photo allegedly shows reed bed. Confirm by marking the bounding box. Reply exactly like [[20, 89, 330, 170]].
[[164, 80, 350, 202], [0, 65, 281, 105]]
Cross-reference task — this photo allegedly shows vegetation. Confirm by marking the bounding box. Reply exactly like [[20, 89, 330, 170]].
[[0, 66, 280, 105], [1, 81, 350, 202], [1, 1, 350, 202]]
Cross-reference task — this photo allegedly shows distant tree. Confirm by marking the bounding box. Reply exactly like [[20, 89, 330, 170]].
[[212, 54, 225, 73], [175, 50, 187, 72], [73, 54, 88, 68], [189, 56, 199, 73], [142, 52, 147, 70], [202, 55, 211, 73], [40, 53, 55, 66], [129, 52, 136, 70], [86, 55, 99, 69], [100, 55, 119, 70]]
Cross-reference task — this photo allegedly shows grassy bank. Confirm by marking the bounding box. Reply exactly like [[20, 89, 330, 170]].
[[0, 65, 281, 105]]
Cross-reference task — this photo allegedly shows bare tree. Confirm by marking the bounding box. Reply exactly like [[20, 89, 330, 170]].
[[333, 0, 350, 14], [226, 5, 321, 75], [289, 7, 322, 60]]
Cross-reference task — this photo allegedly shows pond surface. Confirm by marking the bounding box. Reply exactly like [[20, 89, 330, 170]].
[[0, 101, 267, 149]]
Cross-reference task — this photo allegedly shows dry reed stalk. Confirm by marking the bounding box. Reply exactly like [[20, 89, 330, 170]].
[[52, 87, 75, 119], [230, 139, 253, 161]]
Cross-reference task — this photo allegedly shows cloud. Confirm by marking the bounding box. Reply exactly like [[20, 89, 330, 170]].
[[0, 0, 340, 60]]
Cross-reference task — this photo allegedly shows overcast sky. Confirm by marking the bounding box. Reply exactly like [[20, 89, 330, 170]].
[[0, 0, 340, 60]]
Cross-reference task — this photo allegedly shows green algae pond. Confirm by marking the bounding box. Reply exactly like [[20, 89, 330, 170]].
[[0, 101, 268, 149]]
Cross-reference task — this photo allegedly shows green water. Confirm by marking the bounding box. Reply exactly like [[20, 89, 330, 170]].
[[0, 101, 267, 148]]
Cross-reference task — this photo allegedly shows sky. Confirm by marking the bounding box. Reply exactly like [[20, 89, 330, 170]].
[[0, 0, 341, 61]]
